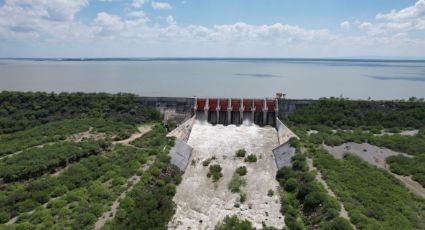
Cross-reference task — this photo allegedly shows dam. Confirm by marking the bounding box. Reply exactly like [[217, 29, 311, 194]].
[[194, 98, 277, 126], [166, 96, 298, 229], [136, 96, 316, 124]]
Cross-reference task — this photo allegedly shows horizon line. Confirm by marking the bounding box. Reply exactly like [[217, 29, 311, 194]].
[[1, 57, 425, 62]]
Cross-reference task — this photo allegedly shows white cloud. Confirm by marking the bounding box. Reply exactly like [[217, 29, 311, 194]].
[[132, 0, 149, 8], [1, 0, 425, 57], [166, 15, 176, 25], [127, 11, 146, 18], [152, 1, 172, 10], [0, 0, 91, 43], [340, 21, 350, 30], [376, 0, 425, 21], [95, 12, 122, 27]]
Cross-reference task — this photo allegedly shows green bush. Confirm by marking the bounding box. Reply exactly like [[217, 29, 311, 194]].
[[236, 149, 246, 158], [228, 174, 246, 193], [284, 178, 298, 192], [303, 191, 326, 211], [267, 189, 274, 197], [236, 166, 247, 176], [0, 211, 10, 223], [202, 158, 212, 166], [207, 164, 223, 182], [215, 215, 253, 230], [244, 154, 257, 163], [240, 193, 247, 203], [322, 217, 353, 230]]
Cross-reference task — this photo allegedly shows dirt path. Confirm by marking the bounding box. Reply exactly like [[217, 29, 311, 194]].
[[112, 125, 152, 146], [306, 158, 356, 229], [93, 159, 154, 230]]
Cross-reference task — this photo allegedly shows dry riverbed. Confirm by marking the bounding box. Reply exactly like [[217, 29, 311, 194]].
[[169, 121, 284, 229]]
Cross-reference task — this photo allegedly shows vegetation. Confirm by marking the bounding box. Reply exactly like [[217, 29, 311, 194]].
[[303, 127, 425, 156], [235, 149, 246, 158], [244, 154, 257, 163], [0, 118, 136, 157], [0, 91, 160, 134], [202, 156, 217, 167], [131, 124, 174, 150], [239, 192, 247, 203], [267, 189, 274, 197], [286, 99, 425, 188], [276, 151, 352, 230], [202, 159, 212, 166], [313, 148, 425, 229], [285, 98, 425, 129], [0, 144, 150, 227], [215, 215, 253, 230], [228, 173, 246, 193], [101, 128, 181, 229], [207, 164, 223, 182], [386, 154, 425, 187], [0, 140, 109, 183], [0, 92, 181, 229], [236, 166, 247, 176]]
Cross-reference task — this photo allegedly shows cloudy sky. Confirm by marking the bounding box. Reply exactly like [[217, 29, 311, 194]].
[[0, 0, 425, 58]]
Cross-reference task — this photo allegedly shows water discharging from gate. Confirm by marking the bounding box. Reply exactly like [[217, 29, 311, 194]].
[[194, 98, 278, 127], [168, 120, 285, 229]]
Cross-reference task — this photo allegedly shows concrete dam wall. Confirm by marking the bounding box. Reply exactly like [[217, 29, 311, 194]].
[[136, 96, 316, 124]]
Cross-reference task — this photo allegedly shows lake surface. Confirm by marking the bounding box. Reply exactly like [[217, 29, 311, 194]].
[[0, 59, 424, 99]]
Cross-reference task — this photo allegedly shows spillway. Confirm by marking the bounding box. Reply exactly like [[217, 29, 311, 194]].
[[195, 98, 277, 127], [168, 120, 285, 229]]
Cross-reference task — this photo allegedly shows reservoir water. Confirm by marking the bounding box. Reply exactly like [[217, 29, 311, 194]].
[[0, 59, 424, 99]]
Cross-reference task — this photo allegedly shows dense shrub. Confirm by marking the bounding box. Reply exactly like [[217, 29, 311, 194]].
[[0, 140, 109, 183], [284, 178, 298, 192], [228, 173, 246, 193], [215, 215, 253, 230], [285, 98, 425, 129], [236, 166, 247, 176], [0, 91, 160, 134], [236, 149, 246, 158], [313, 148, 425, 229], [322, 217, 353, 230], [244, 154, 257, 163], [207, 164, 223, 182], [386, 154, 425, 187], [276, 152, 347, 229]]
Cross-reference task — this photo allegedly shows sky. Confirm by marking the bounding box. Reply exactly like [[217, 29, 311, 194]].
[[0, 0, 425, 58]]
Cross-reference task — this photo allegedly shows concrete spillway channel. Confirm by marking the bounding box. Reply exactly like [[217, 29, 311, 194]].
[[166, 99, 297, 229]]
